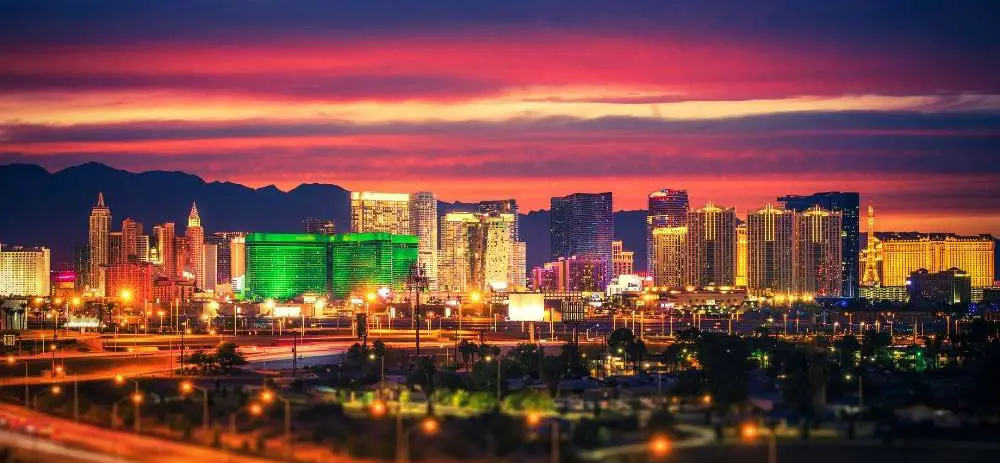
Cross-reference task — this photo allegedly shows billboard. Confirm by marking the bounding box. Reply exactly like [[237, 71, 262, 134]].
[[508, 293, 544, 322]]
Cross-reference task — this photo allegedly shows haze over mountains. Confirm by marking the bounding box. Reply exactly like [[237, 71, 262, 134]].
[[0, 162, 648, 270]]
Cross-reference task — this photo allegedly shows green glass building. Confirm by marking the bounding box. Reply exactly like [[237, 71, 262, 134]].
[[245, 232, 418, 300]]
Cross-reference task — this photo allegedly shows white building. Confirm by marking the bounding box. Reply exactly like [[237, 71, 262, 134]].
[[350, 191, 410, 234], [409, 192, 438, 289], [0, 244, 50, 297]]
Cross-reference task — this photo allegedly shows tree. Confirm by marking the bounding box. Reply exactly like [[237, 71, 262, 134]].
[[782, 351, 829, 437], [458, 340, 478, 370], [407, 356, 437, 414], [216, 342, 247, 372], [185, 349, 217, 373], [540, 355, 565, 398], [508, 342, 542, 378], [558, 342, 589, 378], [627, 338, 648, 373], [696, 333, 750, 411]]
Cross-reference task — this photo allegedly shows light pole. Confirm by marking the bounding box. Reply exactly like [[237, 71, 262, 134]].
[[260, 390, 292, 461], [31, 384, 61, 409], [111, 390, 144, 431], [228, 402, 263, 435], [114, 374, 143, 432], [484, 355, 502, 404], [6, 355, 29, 405], [370, 353, 385, 383], [180, 380, 210, 431]]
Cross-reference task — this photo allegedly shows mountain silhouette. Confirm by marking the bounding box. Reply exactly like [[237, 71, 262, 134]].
[[0, 162, 650, 271]]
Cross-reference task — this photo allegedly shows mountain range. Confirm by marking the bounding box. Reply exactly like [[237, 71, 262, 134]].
[[0, 162, 649, 271]]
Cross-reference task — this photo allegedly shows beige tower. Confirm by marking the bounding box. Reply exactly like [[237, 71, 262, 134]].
[[350, 192, 410, 234], [795, 206, 843, 296], [686, 202, 736, 287], [652, 226, 687, 288], [186, 203, 205, 289], [88, 193, 111, 293], [747, 204, 796, 294], [409, 192, 438, 289]]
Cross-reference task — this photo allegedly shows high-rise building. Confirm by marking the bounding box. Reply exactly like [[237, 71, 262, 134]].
[[186, 203, 206, 289], [350, 192, 410, 234], [175, 236, 189, 279], [73, 245, 90, 291], [907, 268, 971, 307], [438, 212, 482, 292], [104, 262, 154, 303], [303, 218, 336, 235], [651, 226, 687, 288], [229, 234, 246, 283], [137, 235, 150, 263], [647, 189, 689, 273], [735, 223, 748, 288], [108, 232, 123, 265], [88, 192, 111, 291], [478, 199, 519, 240], [204, 243, 218, 292], [795, 206, 843, 296], [409, 192, 438, 290], [156, 222, 177, 278], [871, 232, 995, 288], [747, 204, 795, 294], [0, 244, 50, 296], [482, 213, 519, 291], [511, 241, 527, 290], [245, 232, 418, 300], [120, 218, 143, 263], [550, 192, 614, 287], [779, 192, 860, 298], [208, 233, 236, 285], [687, 202, 736, 287], [611, 240, 634, 277]]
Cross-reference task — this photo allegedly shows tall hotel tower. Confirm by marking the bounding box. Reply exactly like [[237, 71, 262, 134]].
[[88, 193, 111, 293], [186, 203, 206, 289], [686, 202, 736, 287], [647, 189, 689, 274]]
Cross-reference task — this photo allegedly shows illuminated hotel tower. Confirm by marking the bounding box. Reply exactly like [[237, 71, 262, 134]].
[[747, 204, 795, 294], [88, 192, 111, 292], [120, 218, 143, 263], [647, 189, 689, 275], [438, 212, 482, 291], [186, 203, 206, 289], [860, 203, 881, 286], [874, 232, 995, 288], [735, 223, 748, 288], [686, 202, 736, 286], [795, 206, 843, 296], [550, 192, 614, 287], [409, 192, 439, 289], [350, 191, 411, 234], [612, 240, 634, 277], [652, 226, 687, 288]]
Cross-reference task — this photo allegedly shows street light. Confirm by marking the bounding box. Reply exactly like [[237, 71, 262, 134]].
[[229, 402, 264, 436], [741, 422, 776, 463], [180, 380, 210, 431], [260, 389, 293, 462], [483, 355, 502, 403], [31, 384, 61, 409], [649, 434, 671, 457]]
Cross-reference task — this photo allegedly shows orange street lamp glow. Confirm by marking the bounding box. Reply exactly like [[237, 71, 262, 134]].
[[702, 394, 712, 405], [470, 291, 481, 302], [421, 417, 439, 435], [366, 292, 377, 302], [526, 412, 541, 427], [121, 290, 132, 302], [72, 297, 81, 306], [650, 435, 671, 456], [115, 374, 125, 385], [6, 355, 14, 365], [249, 403, 263, 416], [740, 423, 758, 441], [260, 390, 274, 403], [51, 385, 62, 395], [370, 400, 387, 417], [180, 381, 193, 394], [132, 392, 143, 404]]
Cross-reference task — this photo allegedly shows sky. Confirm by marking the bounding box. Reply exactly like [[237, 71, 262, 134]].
[[1, 0, 999, 234]]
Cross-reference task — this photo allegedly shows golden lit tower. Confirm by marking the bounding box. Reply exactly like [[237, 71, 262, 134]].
[[186, 202, 206, 289], [652, 226, 687, 288], [686, 202, 736, 287], [860, 203, 881, 286], [735, 223, 748, 288], [88, 192, 111, 293], [795, 206, 843, 296], [350, 192, 410, 234], [747, 204, 795, 294]]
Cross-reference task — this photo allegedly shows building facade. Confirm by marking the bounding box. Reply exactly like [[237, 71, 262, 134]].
[[747, 204, 795, 294], [0, 244, 50, 296], [531, 257, 607, 292], [687, 202, 736, 287], [735, 223, 748, 288], [647, 189, 689, 274], [478, 199, 519, 240], [651, 226, 687, 289], [409, 192, 439, 290], [120, 218, 143, 263], [795, 206, 843, 296], [872, 232, 995, 288], [438, 212, 482, 292], [907, 268, 971, 307], [88, 193, 111, 292], [611, 240, 634, 277], [303, 218, 336, 235], [550, 192, 613, 287], [779, 192, 860, 298], [350, 192, 410, 234], [186, 203, 206, 289], [104, 262, 154, 302]]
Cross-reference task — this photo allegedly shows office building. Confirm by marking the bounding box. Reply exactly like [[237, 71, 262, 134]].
[[0, 244, 50, 297], [204, 243, 218, 292], [409, 192, 438, 289], [531, 256, 607, 292], [136, 235, 150, 263], [870, 232, 995, 289], [550, 192, 613, 287], [208, 233, 238, 285], [612, 240, 634, 277], [482, 213, 520, 291], [478, 199, 519, 240], [229, 234, 246, 282], [647, 189, 689, 273], [795, 206, 843, 296], [155, 222, 177, 278], [350, 191, 410, 234], [907, 268, 971, 307], [779, 192, 860, 298], [104, 262, 154, 303], [88, 192, 111, 291], [73, 245, 89, 291], [108, 232, 123, 265], [186, 203, 206, 289], [747, 204, 795, 294], [303, 218, 336, 235], [651, 226, 687, 289], [438, 212, 525, 292], [244, 232, 418, 300], [687, 202, 736, 287], [735, 223, 748, 288]]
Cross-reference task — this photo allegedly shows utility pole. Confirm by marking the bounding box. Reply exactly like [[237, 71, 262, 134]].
[[292, 331, 298, 378]]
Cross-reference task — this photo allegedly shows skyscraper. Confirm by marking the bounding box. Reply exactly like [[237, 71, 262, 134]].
[[482, 213, 519, 291], [611, 240, 634, 277], [409, 192, 438, 289], [73, 245, 89, 291], [478, 199, 519, 240], [735, 223, 748, 288], [229, 234, 246, 283], [204, 243, 218, 292], [156, 222, 177, 278], [651, 226, 687, 288], [208, 233, 235, 285], [350, 192, 410, 234], [550, 192, 614, 287], [88, 192, 111, 292], [795, 206, 843, 296], [686, 202, 736, 287], [747, 204, 795, 294], [647, 189, 689, 273], [186, 203, 206, 289], [779, 192, 860, 298], [872, 232, 994, 288], [438, 212, 481, 291], [0, 244, 50, 296], [108, 232, 123, 266], [120, 218, 143, 263]]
